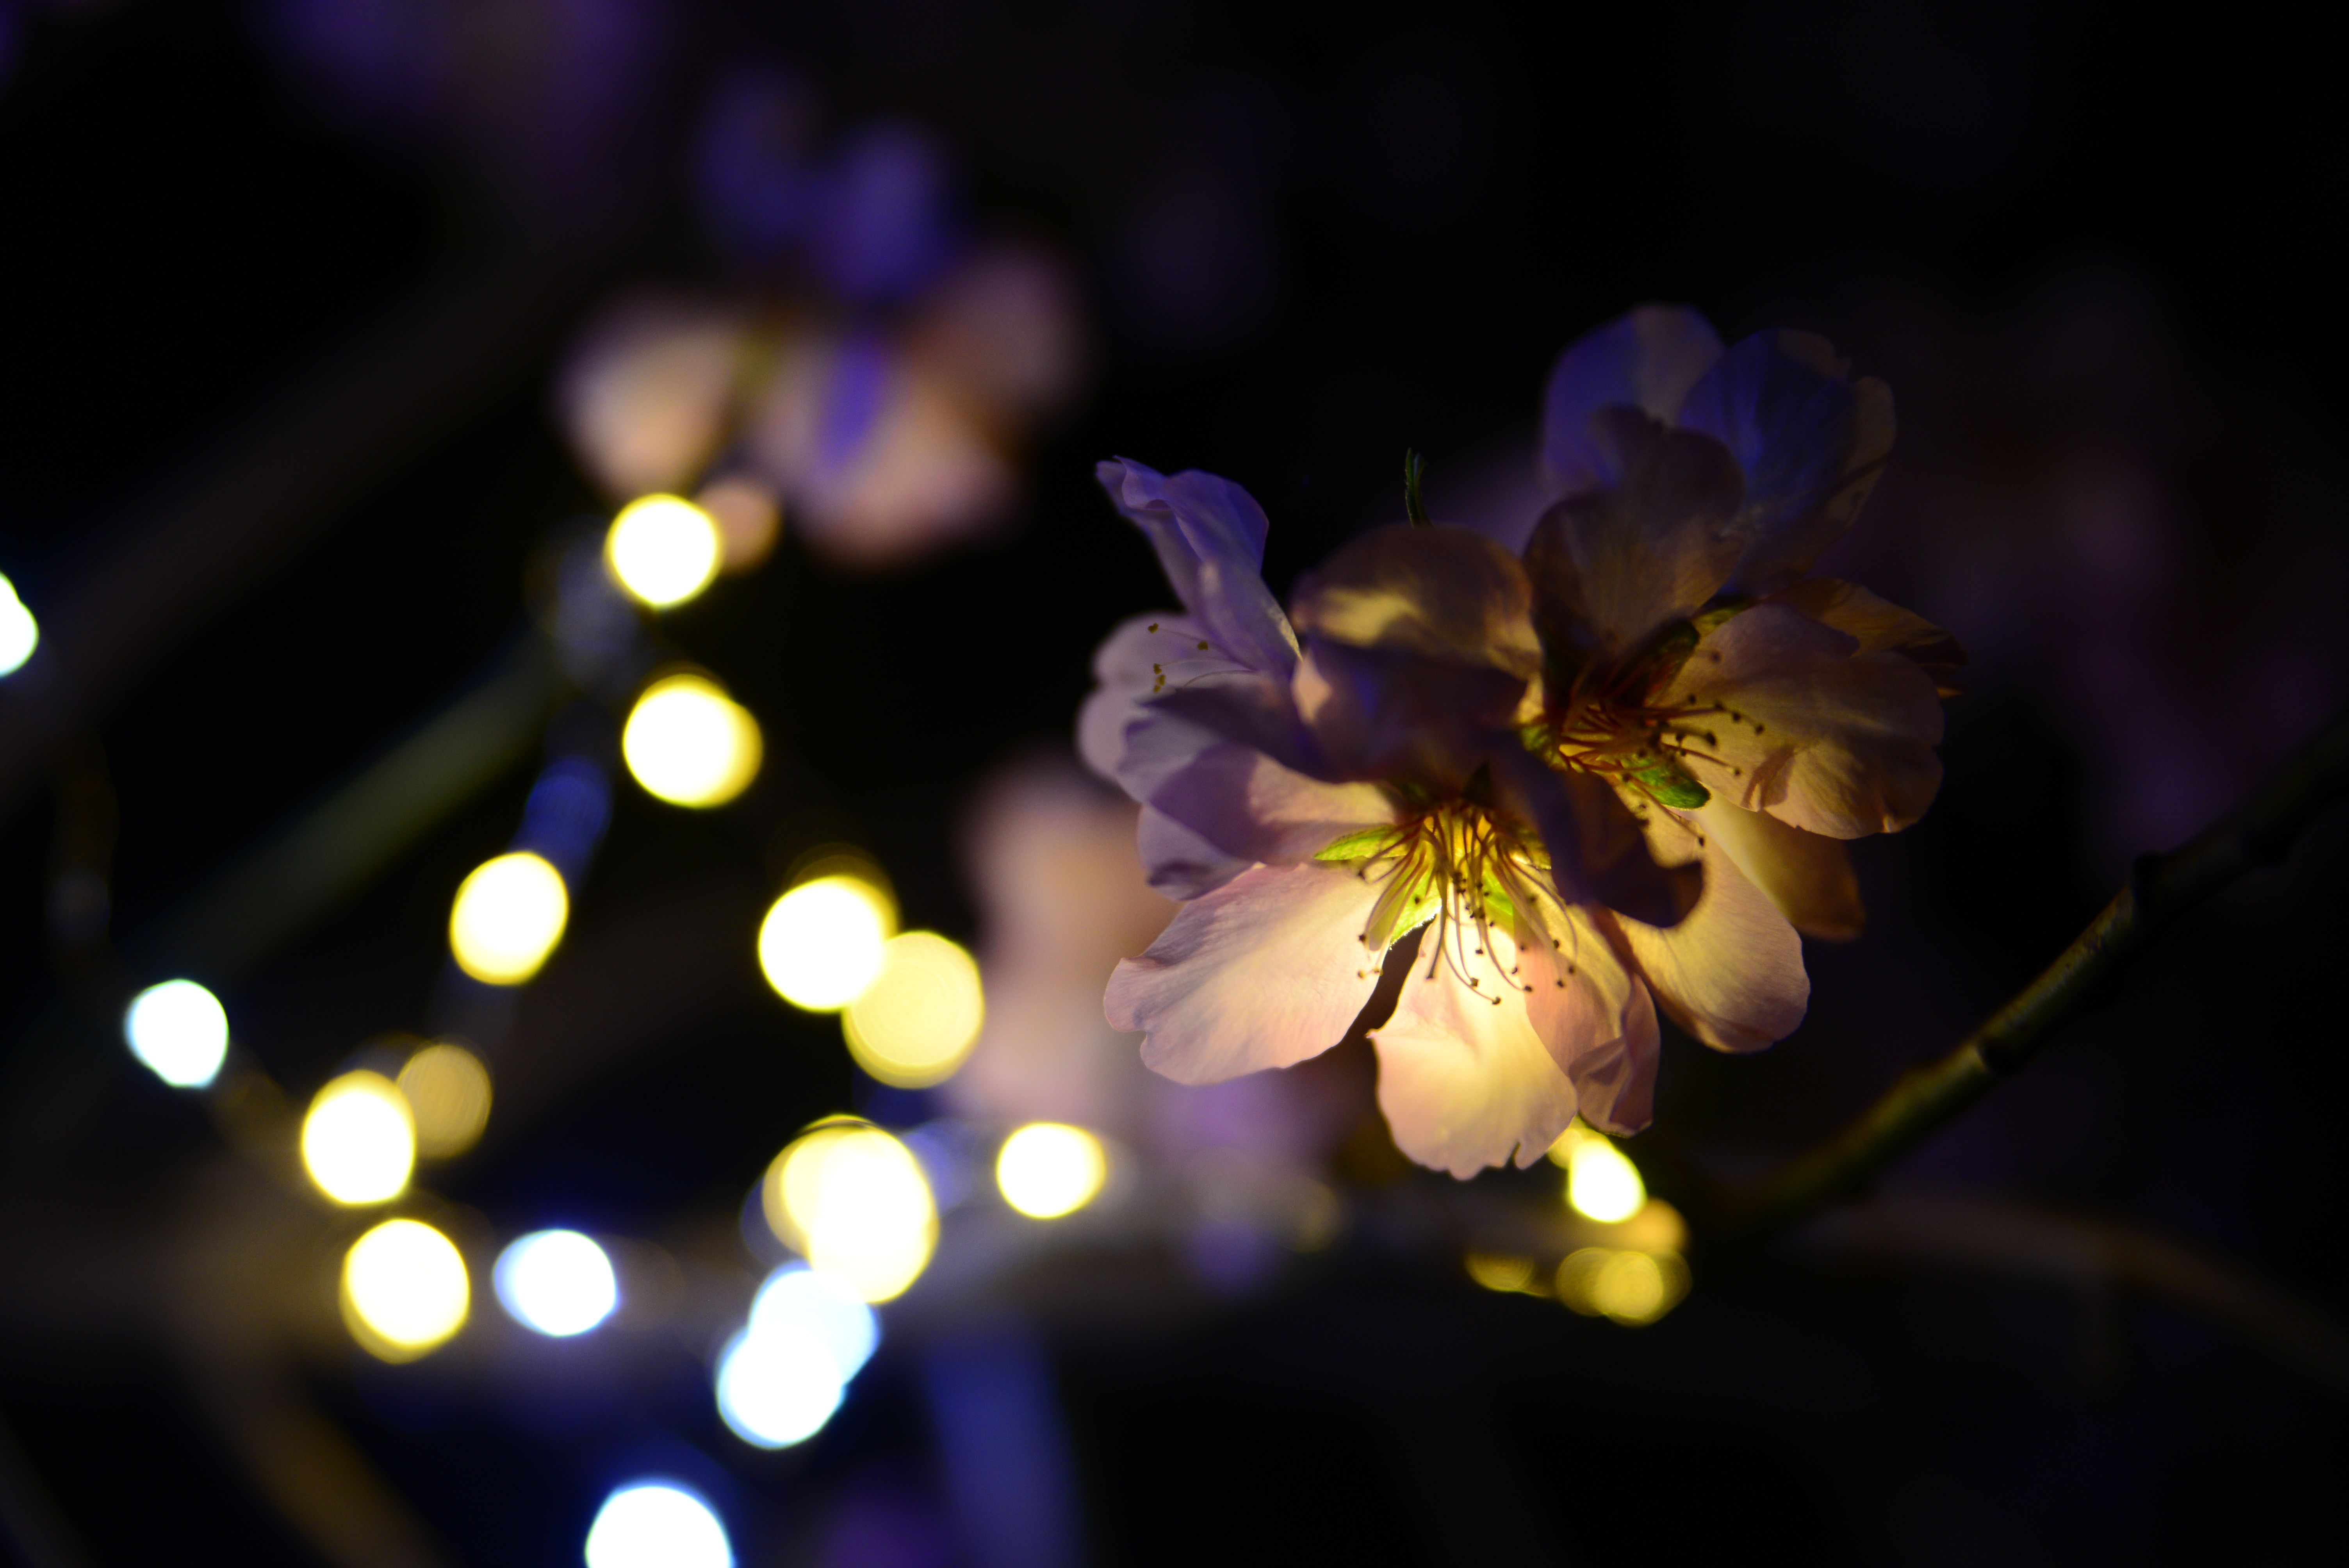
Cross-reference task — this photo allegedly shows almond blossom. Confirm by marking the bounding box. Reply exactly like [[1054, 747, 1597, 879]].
[[1081, 307, 1959, 1177]]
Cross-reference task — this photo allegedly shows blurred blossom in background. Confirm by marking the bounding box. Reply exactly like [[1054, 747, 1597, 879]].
[[556, 252, 1086, 570], [557, 64, 1087, 571], [950, 756, 1175, 1140], [954, 754, 1359, 1286]]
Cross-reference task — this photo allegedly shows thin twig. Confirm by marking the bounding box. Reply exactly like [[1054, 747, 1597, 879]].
[[0, 221, 642, 826], [142, 633, 560, 984], [1797, 1194, 2349, 1395], [1730, 704, 2349, 1234]]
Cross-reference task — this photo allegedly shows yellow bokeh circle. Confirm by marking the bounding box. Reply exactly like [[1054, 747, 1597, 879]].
[[301, 1072, 416, 1205], [449, 852, 569, 985], [341, 1219, 470, 1361], [757, 875, 895, 1011], [605, 494, 722, 608], [994, 1123, 1107, 1220], [760, 1120, 936, 1303], [842, 932, 984, 1087], [622, 673, 763, 807]]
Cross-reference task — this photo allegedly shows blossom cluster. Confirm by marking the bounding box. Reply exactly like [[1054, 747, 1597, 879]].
[[1081, 306, 1961, 1175]]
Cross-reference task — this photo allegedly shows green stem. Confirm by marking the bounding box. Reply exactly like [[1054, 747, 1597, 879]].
[[1729, 703, 2349, 1235], [1403, 449, 1431, 526]]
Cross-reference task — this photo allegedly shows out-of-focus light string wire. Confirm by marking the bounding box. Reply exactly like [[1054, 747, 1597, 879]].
[[27, 474, 1005, 1558], [12, 485, 952, 1559]]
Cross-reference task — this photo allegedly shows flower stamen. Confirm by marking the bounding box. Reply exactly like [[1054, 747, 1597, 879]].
[[1324, 799, 1551, 1003]]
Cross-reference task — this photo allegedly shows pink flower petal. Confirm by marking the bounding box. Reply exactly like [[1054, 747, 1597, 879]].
[[1097, 459, 1300, 677], [1514, 891, 1661, 1133], [1289, 524, 1542, 680], [558, 293, 749, 499], [1525, 409, 1745, 658], [1563, 979, 1661, 1135], [1664, 602, 1946, 838], [1135, 804, 1252, 899], [1689, 799, 1866, 941], [1109, 862, 1387, 1085], [1676, 330, 1896, 598], [1607, 838, 1808, 1054], [1371, 931, 1580, 1178], [1770, 577, 1967, 694], [1293, 640, 1527, 791], [1077, 611, 1213, 780], [1144, 743, 1395, 869], [1541, 304, 1726, 494], [1488, 745, 1700, 928]]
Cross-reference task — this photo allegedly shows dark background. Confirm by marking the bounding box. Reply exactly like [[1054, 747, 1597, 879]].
[[2, 2, 2344, 1564]]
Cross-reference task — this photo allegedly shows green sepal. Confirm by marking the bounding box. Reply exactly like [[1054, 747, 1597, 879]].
[[1315, 826, 1395, 863], [1364, 868, 1442, 949], [1626, 755, 1710, 809], [1478, 876, 1519, 928], [1629, 602, 1751, 701], [1691, 598, 1749, 637], [1631, 619, 1702, 698]]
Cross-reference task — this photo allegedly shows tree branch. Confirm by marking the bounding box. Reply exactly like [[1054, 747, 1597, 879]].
[[1729, 704, 2349, 1234], [1797, 1194, 2349, 1395]]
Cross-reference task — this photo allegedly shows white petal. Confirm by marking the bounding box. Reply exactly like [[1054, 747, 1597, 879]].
[[1146, 743, 1396, 868], [1135, 805, 1253, 899], [1664, 602, 1945, 839], [1514, 894, 1661, 1133], [1610, 845, 1807, 1054], [1371, 923, 1579, 1178], [1109, 863, 1386, 1085]]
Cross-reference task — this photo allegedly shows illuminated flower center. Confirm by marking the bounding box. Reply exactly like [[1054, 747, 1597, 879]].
[[1536, 621, 1753, 811], [1319, 798, 1586, 1007]]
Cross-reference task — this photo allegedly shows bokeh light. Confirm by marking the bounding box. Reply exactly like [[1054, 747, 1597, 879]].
[[1610, 1197, 1688, 1255], [605, 494, 722, 608], [1594, 1251, 1667, 1320], [756, 874, 895, 1011], [585, 1483, 733, 1568], [1464, 1252, 1538, 1294], [749, 1264, 880, 1380], [0, 571, 36, 677], [994, 1123, 1107, 1219], [340, 1219, 469, 1361], [621, 673, 763, 807], [716, 1320, 846, 1450], [715, 1265, 879, 1450], [1556, 1246, 1691, 1326], [1565, 1135, 1647, 1223], [761, 1121, 936, 1302], [493, 1230, 618, 1337], [396, 1041, 492, 1158], [301, 1072, 415, 1205], [842, 931, 984, 1087], [123, 979, 230, 1089], [448, 851, 569, 985]]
